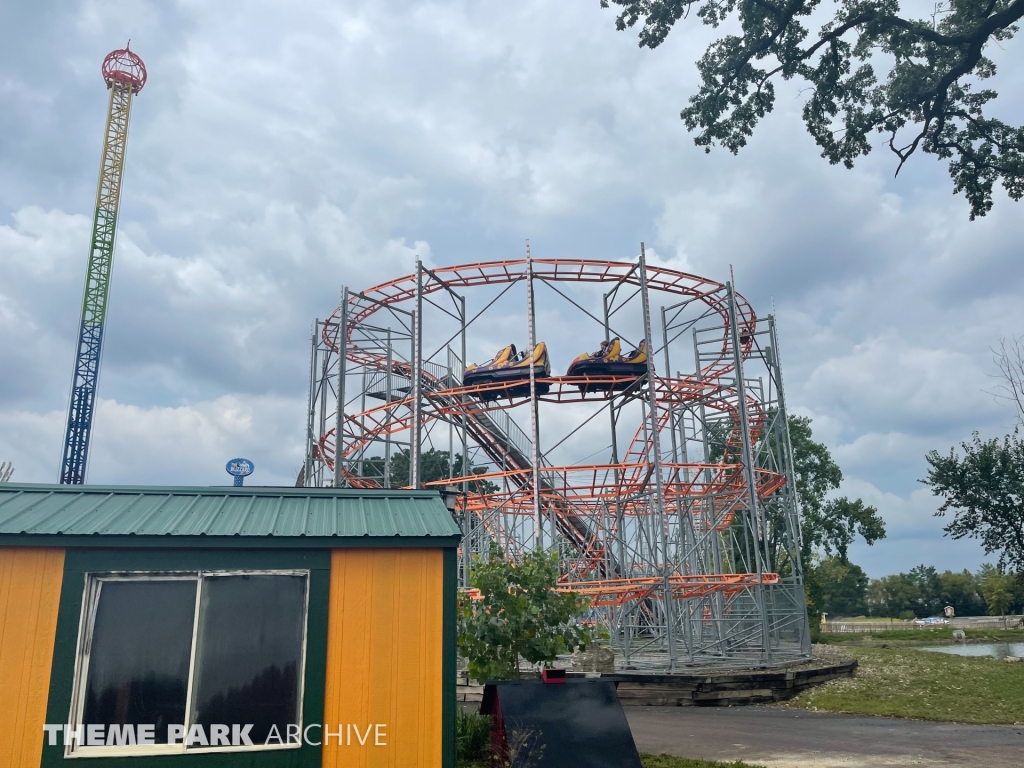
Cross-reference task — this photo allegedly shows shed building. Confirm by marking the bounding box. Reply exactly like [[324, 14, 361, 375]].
[[0, 484, 460, 768]]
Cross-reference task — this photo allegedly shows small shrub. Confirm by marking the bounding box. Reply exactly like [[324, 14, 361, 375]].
[[458, 543, 599, 681], [456, 710, 491, 763]]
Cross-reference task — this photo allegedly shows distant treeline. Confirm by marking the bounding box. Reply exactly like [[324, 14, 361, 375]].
[[809, 559, 1024, 620]]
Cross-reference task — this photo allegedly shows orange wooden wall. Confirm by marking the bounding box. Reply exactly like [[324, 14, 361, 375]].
[[321, 549, 443, 768], [0, 548, 64, 768]]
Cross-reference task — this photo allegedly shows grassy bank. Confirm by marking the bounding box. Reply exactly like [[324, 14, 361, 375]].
[[817, 627, 1024, 646], [783, 646, 1024, 723]]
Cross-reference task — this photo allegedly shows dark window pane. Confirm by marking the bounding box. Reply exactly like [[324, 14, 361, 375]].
[[83, 580, 197, 743], [190, 575, 306, 745]]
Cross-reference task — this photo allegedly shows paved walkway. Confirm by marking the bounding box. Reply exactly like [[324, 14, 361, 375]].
[[625, 705, 1024, 767]]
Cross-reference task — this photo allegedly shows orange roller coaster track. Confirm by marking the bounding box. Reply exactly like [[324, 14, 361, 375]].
[[302, 254, 810, 668]]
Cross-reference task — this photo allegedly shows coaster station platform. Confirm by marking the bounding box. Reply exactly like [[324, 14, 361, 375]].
[[301, 252, 811, 669]]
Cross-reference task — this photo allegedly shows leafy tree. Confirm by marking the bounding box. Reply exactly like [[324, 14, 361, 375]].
[[866, 565, 945, 617], [458, 543, 598, 681], [907, 564, 944, 616], [981, 571, 1014, 615], [866, 563, 1022, 617], [714, 414, 884, 577], [788, 416, 886, 562], [938, 569, 986, 616], [603, 0, 1024, 218], [361, 448, 498, 493], [974, 565, 1024, 618], [923, 430, 1024, 573], [867, 572, 922, 617], [807, 557, 869, 617], [712, 414, 884, 619]]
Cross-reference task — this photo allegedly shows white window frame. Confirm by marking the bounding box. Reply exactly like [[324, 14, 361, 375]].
[[66, 569, 310, 758]]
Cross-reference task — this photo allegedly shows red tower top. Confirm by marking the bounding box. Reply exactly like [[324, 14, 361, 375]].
[[102, 43, 147, 93]]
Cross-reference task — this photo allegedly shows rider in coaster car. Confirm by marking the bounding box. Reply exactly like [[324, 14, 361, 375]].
[[566, 338, 647, 392], [463, 343, 551, 400]]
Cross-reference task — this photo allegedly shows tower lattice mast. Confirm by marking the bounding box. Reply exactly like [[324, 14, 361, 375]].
[[60, 45, 147, 484]]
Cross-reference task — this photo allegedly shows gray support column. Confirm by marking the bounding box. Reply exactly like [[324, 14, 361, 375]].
[[460, 294, 471, 586], [333, 287, 349, 487], [460, 294, 469, 478], [662, 306, 679, 469], [661, 310, 696, 661], [460, 294, 469, 485], [726, 281, 772, 664], [358, 373, 367, 479], [318, 322, 328, 487], [768, 314, 803, 576], [448, 353, 455, 481], [526, 244, 543, 549], [727, 282, 763, 570], [603, 292, 625, 576], [303, 321, 317, 487], [384, 328, 393, 489], [639, 244, 676, 668], [412, 260, 424, 489], [663, 307, 693, 660], [692, 330, 711, 475], [693, 328, 724, 579]]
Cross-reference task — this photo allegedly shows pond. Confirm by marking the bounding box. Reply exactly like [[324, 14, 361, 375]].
[[920, 642, 1024, 659]]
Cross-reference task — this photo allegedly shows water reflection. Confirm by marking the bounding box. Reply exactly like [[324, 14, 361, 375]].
[[920, 642, 1024, 658]]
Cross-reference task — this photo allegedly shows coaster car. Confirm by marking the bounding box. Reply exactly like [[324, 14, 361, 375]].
[[566, 338, 647, 392], [463, 343, 551, 400]]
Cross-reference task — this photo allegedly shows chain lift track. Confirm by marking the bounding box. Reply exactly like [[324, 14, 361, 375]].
[[302, 255, 811, 669]]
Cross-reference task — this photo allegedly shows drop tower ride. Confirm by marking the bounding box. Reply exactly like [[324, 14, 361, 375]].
[[60, 45, 147, 484]]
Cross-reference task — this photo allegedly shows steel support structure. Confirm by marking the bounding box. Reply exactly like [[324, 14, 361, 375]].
[[60, 47, 146, 483], [727, 281, 772, 665], [411, 261, 424, 489], [525, 243, 544, 549], [333, 287, 350, 487], [638, 244, 676, 668], [301, 256, 810, 669]]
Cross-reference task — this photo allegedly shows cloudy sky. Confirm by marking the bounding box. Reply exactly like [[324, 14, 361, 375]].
[[2, 0, 1022, 576]]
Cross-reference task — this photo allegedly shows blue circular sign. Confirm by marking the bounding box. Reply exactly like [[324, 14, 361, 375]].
[[226, 458, 254, 477]]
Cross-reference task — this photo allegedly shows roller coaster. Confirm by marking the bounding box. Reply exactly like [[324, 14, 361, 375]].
[[301, 251, 811, 668]]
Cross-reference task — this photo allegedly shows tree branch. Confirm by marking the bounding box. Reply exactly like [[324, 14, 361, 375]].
[[608, 0, 1024, 216], [992, 336, 1024, 424]]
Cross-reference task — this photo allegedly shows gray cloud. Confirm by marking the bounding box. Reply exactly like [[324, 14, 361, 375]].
[[2, 0, 1021, 575]]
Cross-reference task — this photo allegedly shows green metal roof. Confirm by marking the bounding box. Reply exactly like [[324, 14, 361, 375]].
[[0, 484, 460, 546]]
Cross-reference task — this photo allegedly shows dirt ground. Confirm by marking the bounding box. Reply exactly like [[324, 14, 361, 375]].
[[625, 704, 1024, 768]]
